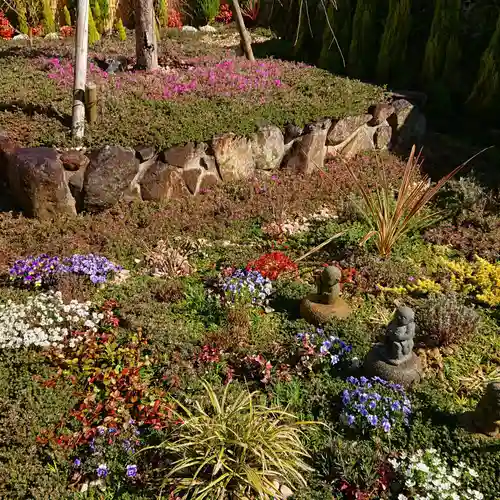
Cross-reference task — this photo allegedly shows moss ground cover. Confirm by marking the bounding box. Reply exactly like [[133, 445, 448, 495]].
[[0, 147, 499, 498], [0, 29, 384, 149]]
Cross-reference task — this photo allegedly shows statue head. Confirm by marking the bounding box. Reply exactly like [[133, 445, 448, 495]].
[[395, 306, 414, 326]]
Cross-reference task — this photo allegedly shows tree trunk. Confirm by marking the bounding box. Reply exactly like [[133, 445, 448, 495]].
[[135, 0, 159, 70], [232, 0, 255, 61], [72, 0, 89, 140]]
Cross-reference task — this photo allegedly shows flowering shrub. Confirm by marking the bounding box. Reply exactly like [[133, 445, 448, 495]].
[[44, 57, 284, 101], [296, 328, 353, 370], [210, 268, 272, 307], [0, 291, 103, 349], [9, 253, 122, 287], [71, 424, 143, 485], [390, 449, 483, 500], [59, 25, 74, 37], [242, 0, 259, 23], [247, 251, 298, 280], [215, 2, 232, 23], [341, 376, 411, 435], [168, 8, 183, 28], [0, 10, 14, 39]]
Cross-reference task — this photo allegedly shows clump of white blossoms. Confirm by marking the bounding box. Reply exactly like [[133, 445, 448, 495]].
[[391, 448, 483, 500], [0, 291, 104, 349]]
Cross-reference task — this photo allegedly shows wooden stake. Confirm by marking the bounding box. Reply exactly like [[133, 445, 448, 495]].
[[72, 0, 89, 140], [85, 82, 97, 124], [232, 0, 255, 62]]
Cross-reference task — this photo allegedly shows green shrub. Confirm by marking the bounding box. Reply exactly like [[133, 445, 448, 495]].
[[42, 0, 56, 33], [88, 6, 100, 44], [197, 0, 220, 24], [150, 381, 315, 499], [157, 0, 168, 27], [116, 17, 126, 41], [15, 0, 29, 34]]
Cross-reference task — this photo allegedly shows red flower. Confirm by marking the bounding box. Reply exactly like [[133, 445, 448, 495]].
[[247, 251, 298, 280], [168, 9, 182, 28], [215, 3, 233, 24]]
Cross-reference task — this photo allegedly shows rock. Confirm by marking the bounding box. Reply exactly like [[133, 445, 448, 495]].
[[44, 32, 59, 40], [6, 147, 76, 218], [212, 134, 255, 181], [284, 123, 303, 144], [83, 145, 143, 212], [364, 349, 423, 387], [66, 168, 86, 211], [373, 123, 392, 150], [161, 142, 220, 194], [140, 161, 189, 201], [104, 56, 128, 74], [181, 25, 198, 33], [337, 125, 375, 159], [12, 33, 29, 40], [327, 114, 372, 145], [281, 119, 331, 175], [388, 99, 426, 151], [250, 125, 285, 170], [368, 103, 395, 126], [468, 382, 500, 438], [60, 149, 89, 171], [0, 133, 17, 184], [135, 145, 155, 162], [199, 25, 217, 33]]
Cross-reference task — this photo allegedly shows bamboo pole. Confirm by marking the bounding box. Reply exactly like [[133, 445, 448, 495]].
[[232, 0, 255, 61], [72, 0, 89, 140], [85, 83, 97, 124]]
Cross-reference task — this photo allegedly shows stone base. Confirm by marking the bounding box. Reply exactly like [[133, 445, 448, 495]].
[[364, 344, 423, 387], [300, 294, 352, 325], [460, 411, 500, 439]]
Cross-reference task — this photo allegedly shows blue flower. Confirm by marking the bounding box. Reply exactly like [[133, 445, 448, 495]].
[[368, 400, 377, 410], [391, 401, 401, 411], [96, 464, 108, 478], [126, 465, 138, 478], [342, 389, 351, 404], [73, 458, 81, 467], [367, 414, 378, 426], [346, 414, 355, 426], [382, 418, 391, 433]]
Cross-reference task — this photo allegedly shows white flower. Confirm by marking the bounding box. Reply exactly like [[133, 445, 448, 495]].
[[468, 468, 478, 478], [416, 462, 430, 473], [398, 495, 408, 500], [405, 479, 416, 488]]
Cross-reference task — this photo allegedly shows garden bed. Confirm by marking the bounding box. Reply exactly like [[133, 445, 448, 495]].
[[0, 145, 499, 498], [0, 29, 385, 150]]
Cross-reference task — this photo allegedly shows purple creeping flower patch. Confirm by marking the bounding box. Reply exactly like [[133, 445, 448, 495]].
[[341, 376, 412, 435]]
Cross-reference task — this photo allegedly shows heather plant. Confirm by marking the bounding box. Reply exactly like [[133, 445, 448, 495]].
[[0, 291, 103, 349], [149, 381, 315, 499], [345, 146, 466, 257], [417, 293, 482, 347], [340, 376, 412, 435], [389, 449, 483, 499]]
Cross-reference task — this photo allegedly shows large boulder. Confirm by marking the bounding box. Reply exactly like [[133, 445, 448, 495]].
[[6, 147, 76, 218], [140, 161, 190, 201], [162, 142, 220, 194], [83, 145, 143, 212], [212, 133, 255, 181], [281, 119, 331, 174], [327, 114, 372, 145], [388, 99, 426, 151], [250, 125, 285, 170]]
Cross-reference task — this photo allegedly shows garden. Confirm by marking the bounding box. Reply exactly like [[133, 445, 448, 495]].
[[1, 0, 500, 499]]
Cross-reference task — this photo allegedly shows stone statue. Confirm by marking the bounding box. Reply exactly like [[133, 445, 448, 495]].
[[300, 266, 352, 325], [468, 382, 500, 438], [384, 306, 415, 365], [363, 306, 422, 387]]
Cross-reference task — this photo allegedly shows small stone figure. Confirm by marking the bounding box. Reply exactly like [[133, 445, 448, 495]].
[[300, 266, 352, 325], [363, 306, 422, 387], [384, 306, 415, 365], [468, 382, 500, 438]]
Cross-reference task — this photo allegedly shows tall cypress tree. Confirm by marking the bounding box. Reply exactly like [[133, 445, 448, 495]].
[[318, 0, 352, 74], [377, 0, 411, 84]]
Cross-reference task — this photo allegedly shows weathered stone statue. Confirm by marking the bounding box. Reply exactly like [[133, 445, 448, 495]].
[[364, 306, 422, 386], [300, 266, 352, 325], [468, 382, 500, 438]]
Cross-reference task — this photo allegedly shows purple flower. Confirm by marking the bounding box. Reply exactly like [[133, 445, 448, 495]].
[[126, 464, 138, 477], [367, 414, 378, 426], [96, 464, 108, 478], [73, 458, 81, 467], [368, 400, 377, 410], [346, 414, 355, 426], [382, 418, 391, 433], [391, 401, 401, 411]]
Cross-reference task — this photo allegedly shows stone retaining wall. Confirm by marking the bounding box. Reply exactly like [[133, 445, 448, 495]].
[[0, 98, 425, 219]]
